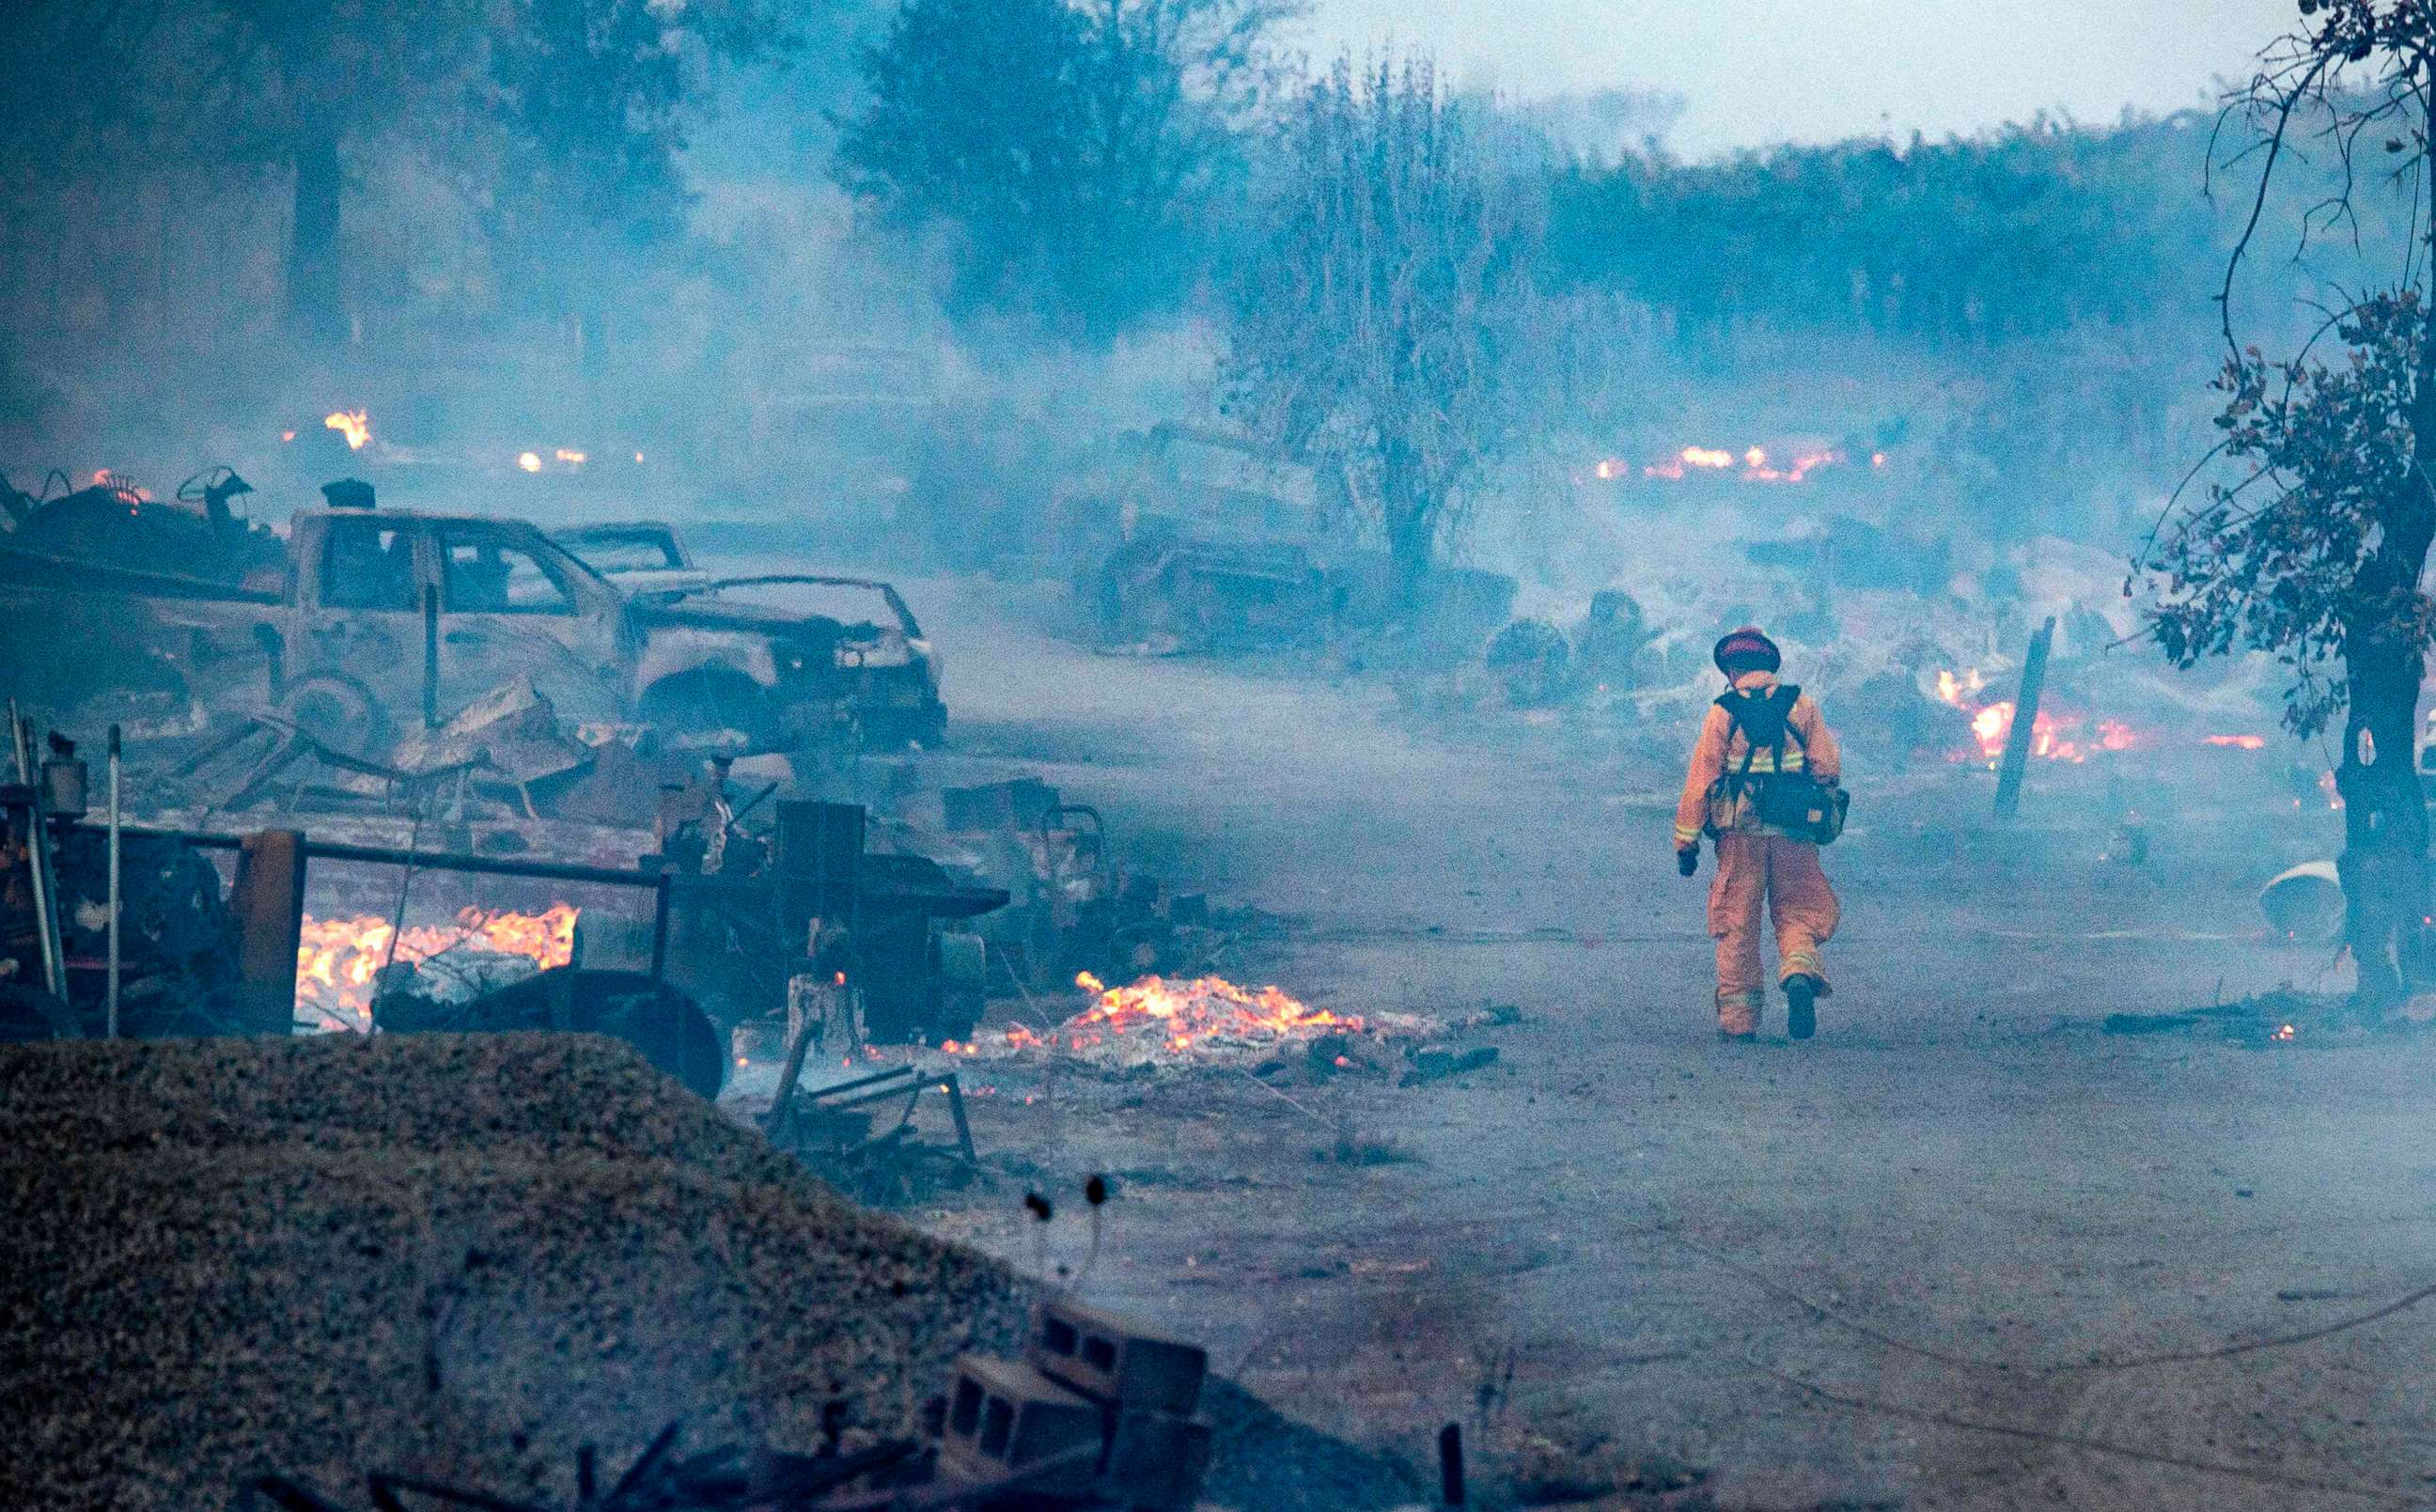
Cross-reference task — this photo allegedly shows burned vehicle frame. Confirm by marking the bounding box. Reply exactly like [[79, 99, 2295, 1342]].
[[0, 492, 932, 755], [553, 521, 947, 750]]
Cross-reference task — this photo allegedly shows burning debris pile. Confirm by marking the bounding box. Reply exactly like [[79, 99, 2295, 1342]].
[[1930, 667, 2136, 766], [952, 972, 1471, 1077], [295, 903, 578, 1027]]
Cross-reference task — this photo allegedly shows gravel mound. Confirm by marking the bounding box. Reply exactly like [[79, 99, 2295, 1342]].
[[0, 1033, 1029, 1511]]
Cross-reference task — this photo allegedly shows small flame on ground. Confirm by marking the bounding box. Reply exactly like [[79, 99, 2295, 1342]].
[[991, 971, 1356, 1060], [324, 410, 370, 450], [554, 447, 586, 465], [295, 904, 577, 1028], [2206, 734, 2268, 751], [1933, 668, 2132, 765], [516, 451, 542, 473]]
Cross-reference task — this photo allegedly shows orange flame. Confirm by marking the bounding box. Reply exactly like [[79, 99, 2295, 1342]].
[[295, 904, 577, 1028], [1006, 970, 1358, 1060], [324, 410, 370, 450], [2206, 734, 2268, 751], [1629, 443, 1850, 483], [1934, 669, 2133, 765]]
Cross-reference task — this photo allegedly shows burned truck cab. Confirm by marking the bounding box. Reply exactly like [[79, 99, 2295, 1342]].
[[287, 508, 636, 732]]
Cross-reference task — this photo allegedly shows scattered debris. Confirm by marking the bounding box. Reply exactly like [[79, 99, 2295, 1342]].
[[1399, 1043, 1500, 1086], [937, 777, 1217, 990], [2098, 989, 2428, 1047], [2259, 860, 2343, 944]]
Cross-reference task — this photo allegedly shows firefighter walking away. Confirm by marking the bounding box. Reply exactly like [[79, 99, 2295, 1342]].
[[1674, 627, 1848, 1041]]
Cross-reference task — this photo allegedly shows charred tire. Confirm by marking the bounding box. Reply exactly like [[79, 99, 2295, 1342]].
[[277, 671, 392, 759], [638, 670, 777, 748]]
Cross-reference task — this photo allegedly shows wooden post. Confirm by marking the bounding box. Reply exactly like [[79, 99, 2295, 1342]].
[[231, 830, 307, 1037], [1993, 616, 2056, 818], [763, 989, 819, 1142], [421, 584, 441, 730]]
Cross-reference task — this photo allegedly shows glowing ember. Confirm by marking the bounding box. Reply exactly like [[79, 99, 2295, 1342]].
[[87, 471, 150, 504], [295, 904, 577, 1029], [935, 971, 1402, 1069], [1053, 970, 1354, 1059], [324, 410, 370, 450], [554, 447, 587, 465], [2206, 734, 2269, 751], [516, 451, 543, 473], [1627, 443, 1851, 483]]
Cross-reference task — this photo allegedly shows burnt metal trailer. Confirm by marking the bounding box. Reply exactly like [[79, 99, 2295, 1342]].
[[664, 800, 1006, 1044]]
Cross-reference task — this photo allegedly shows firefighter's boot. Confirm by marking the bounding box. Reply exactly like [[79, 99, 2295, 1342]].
[[1784, 974, 1819, 1040]]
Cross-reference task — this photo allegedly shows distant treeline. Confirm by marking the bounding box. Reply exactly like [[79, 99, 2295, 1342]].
[[1544, 112, 2321, 352]]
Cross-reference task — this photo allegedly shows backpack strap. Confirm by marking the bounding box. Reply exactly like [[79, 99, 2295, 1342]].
[[1775, 685, 1806, 757], [1716, 685, 1804, 787]]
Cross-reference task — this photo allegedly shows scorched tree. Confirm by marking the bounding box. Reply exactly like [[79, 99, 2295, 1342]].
[[2140, 1, 2436, 1008], [1221, 55, 1544, 612]]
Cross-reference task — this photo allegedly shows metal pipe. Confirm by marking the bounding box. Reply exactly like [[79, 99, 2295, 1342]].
[[10, 707, 64, 1000], [95, 822, 668, 890], [649, 871, 672, 982], [106, 725, 121, 1038]]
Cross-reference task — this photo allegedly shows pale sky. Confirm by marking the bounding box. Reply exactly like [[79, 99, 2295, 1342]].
[[1298, 0, 2301, 156]]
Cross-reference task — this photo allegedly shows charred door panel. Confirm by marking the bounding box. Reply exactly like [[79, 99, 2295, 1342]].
[[292, 514, 427, 710], [431, 524, 624, 722]]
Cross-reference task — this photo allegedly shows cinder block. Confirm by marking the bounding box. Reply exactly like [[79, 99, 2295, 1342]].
[[1026, 1297, 1208, 1414], [936, 1353, 1104, 1498], [1101, 1409, 1214, 1512]]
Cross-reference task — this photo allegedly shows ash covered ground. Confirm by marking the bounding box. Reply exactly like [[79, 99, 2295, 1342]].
[[812, 569, 2436, 1511]]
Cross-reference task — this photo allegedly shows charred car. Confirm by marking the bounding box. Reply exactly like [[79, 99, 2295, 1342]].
[[0, 492, 933, 754], [554, 521, 946, 748]]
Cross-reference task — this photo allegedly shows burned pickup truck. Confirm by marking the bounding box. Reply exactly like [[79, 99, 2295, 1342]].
[[0, 486, 937, 753], [554, 521, 945, 748]]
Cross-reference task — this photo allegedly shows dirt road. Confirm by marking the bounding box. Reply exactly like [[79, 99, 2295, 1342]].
[[816, 569, 2436, 1508]]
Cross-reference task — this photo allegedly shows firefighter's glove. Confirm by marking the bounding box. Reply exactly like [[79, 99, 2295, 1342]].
[[1677, 846, 1699, 879]]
